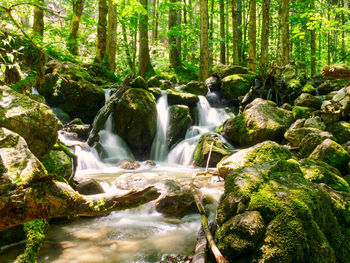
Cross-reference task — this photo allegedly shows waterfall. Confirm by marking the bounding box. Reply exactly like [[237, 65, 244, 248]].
[[150, 93, 169, 162], [168, 96, 231, 166]]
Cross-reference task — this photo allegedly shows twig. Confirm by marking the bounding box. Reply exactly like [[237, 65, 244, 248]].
[[205, 141, 214, 172], [1, 3, 66, 19]]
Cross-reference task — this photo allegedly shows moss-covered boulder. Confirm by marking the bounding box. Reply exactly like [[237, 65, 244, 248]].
[[299, 130, 335, 158], [304, 116, 326, 130], [216, 159, 350, 262], [294, 93, 322, 109], [285, 127, 324, 147], [318, 79, 348, 95], [113, 88, 157, 157], [213, 64, 250, 79], [0, 86, 58, 160], [292, 106, 314, 119], [223, 99, 294, 147], [217, 141, 292, 178], [167, 105, 192, 148], [160, 80, 174, 90], [148, 88, 162, 100], [221, 74, 253, 102], [302, 81, 317, 94], [193, 132, 230, 168], [147, 76, 162, 88], [130, 76, 148, 90], [42, 149, 72, 181], [181, 80, 208, 96], [309, 138, 350, 172], [205, 76, 220, 91], [166, 89, 199, 107], [326, 121, 350, 145]]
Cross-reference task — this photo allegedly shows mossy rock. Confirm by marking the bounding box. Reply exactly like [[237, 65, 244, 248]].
[[217, 159, 350, 262], [299, 131, 335, 158], [181, 80, 208, 96], [223, 99, 294, 147], [304, 116, 326, 130], [221, 74, 253, 102], [295, 93, 322, 109], [166, 89, 199, 107], [282, 64, 297, 81], [113, 88, 157, 157], [285, 127, 325, 147], [147, 76, 162, 88], [217, 141, 292, 178], [302, 81, 317, 95], [148, 88, 162, 100], [51, 107, 71, 124], [193, 132, 230, 168], [309, 139, 350, 173], [42, 150, 72, 181], [130, 76, 148, 90], [160, 80, 174, 90], [0, 86, 58, 160], [167, 105, 192, 148], [212, 64, 250, 79], [326, 121, 350, 144], [318, 80, 348, 95], [292, 106, 314, 119]]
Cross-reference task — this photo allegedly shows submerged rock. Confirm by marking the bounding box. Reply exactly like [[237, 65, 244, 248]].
[[113, 88, 157, 157], [0, 86, 58, 160], [168, 105, 192, 148], [117, 159, 141, 170], [193, 132, 230, 168]]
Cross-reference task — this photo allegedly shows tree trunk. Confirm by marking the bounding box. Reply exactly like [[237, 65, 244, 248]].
[[220, 0, 225, 64], [106, 0, 117, 71], [169, 0, 182, 67], [67, 0, 85, 55], [260, 0, 270, 69], [278, 0, 290, 66], [139, 0, 154, 78], [33, 0, 44, 39], [248, 0, 256, 72], [225, 0, 229, 64], [200, 0, 209, 81], [231, 0, 239, 64], [96, 0, 108, 63], [209, 0, 214, 66], [177, 2, 182, 58], [236, 0, 242, 64]]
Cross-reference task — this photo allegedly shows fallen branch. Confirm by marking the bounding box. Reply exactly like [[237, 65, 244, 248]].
[[322, 65, 350, 80], [192, 225, 207, 263]]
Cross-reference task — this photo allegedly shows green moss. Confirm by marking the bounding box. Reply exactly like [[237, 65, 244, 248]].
[[221, 74, 253, 101], [292, 106, 314, 119], [42, 150, 72, 181], [302, 81, 317, 94], [326, 121, 350, 145]]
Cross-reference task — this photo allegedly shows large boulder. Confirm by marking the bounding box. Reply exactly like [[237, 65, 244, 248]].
[[0, 86, 58, 160], [42, 149, 72, 181], [326, 121, 350, 144], [299, 131, 335, 158], [217, 141, 292, 178], [294, 93, 322, 109], [223, 99, 294, 147], [166, 89, 199, 107], [216, 159, 350, 262], [130, 76, 148, 90], [285, 127, 323, 147], [167, 105, 192, 148], [212, 64, 250, 79], [221, 74, 253, 102], [181, 80, 208, 96], [113, 88, 157, 157], [193, 132, 230, 168]]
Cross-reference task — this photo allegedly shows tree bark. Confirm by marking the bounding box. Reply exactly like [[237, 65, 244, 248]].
[[0, 182, 160, 231], [67, 0, 85, 55], [200, 0, 209, 81], [236, 0, 242, 64], [139, 0, 154, 78], [278, 0, 290, 66], [220, 0, 225, 64], [231, 0, 239, 64], [209, 0, 214, 66], [225, 0, 229, 64], [322, 65, 350, 80], [177, 2, 182, 58], [33, 0, 44, 39], [260, 0, 270, 69], [169, 0, 182, 67], [248, 0, 256, 72], [106, 0, 117, 71], [96, 0, 108, 63]]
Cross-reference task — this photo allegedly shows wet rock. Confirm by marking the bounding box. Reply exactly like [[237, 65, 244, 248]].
[[299, 131, 335, 158], [166, 89, 199, 107], [212, 64, 250, 79], [148, 88, 162, 100], [130, 76, 148, 90], [205, 76, 220, 91], [0, 86, 58, 160], [42, 149, 72, 180], [309, 138, 350, 172], [326, 121, 350, 144], [63, 124, 90, 141], [221, 74, 253, 102], [223, 99, 294, 147], [217, 141, 292, 178], [168, 105, 192, 148], [113, 88, 157, 157], [304, 116, 326, 130], [76, 178, 105, 195], [52, 107, 71, 124], [193, 132, 230, 167], [117, 159, 141, 170], [143, 160, 156, 166], [295, 93, 322, 109], [147, 76, 162, 88], [181, 80, 208, 96]]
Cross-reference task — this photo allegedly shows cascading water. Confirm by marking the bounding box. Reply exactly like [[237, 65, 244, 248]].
[[150, 93, 169, 162]]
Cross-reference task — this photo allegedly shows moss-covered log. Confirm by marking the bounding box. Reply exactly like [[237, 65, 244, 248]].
[[0, 182, 160, 231], [322, 65, 350, 80]]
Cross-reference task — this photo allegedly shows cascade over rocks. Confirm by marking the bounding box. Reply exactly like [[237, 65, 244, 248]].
[[223, 99, 294, 147], [167, 105, 192, 148], [0, 86, 58, 160], [113, 88, 157, 158]]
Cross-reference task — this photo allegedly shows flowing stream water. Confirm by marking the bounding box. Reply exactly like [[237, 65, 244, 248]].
[[1, 90, 233, 263]]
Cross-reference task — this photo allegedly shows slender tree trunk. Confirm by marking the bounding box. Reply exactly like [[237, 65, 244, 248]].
[[248, 0, 256, 72], [105, 0, 117, 71], [33, 0, 44, 39], [225, 0, 229, 64], [236, 0, 242, 64], [67, 0, 85, 55], [341, 0, 345, 60], [278, 0, 290, 66], [177, 2, 182, 58], [192, 0, 198, 61], [139, 0, 154, 78], [310, 0, 316, 76], [154, 0, 159, 41], [327, 1, 331, 65], [169, 0, 182, 67], [220, 0, 225, 64], [96, 0, 108, 63], [200, 0, 209, 81], [183, 0, 187, 60], [260, 0, 270, 69], [231, 0, 239, 64], [209, 0, 214, 66]]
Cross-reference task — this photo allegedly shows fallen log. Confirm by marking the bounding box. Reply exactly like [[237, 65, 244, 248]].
[[322, 65, 350, 80], [0, 181, 160, 231], [192, 225, 207, 263], [87, 73, 134, 146]]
